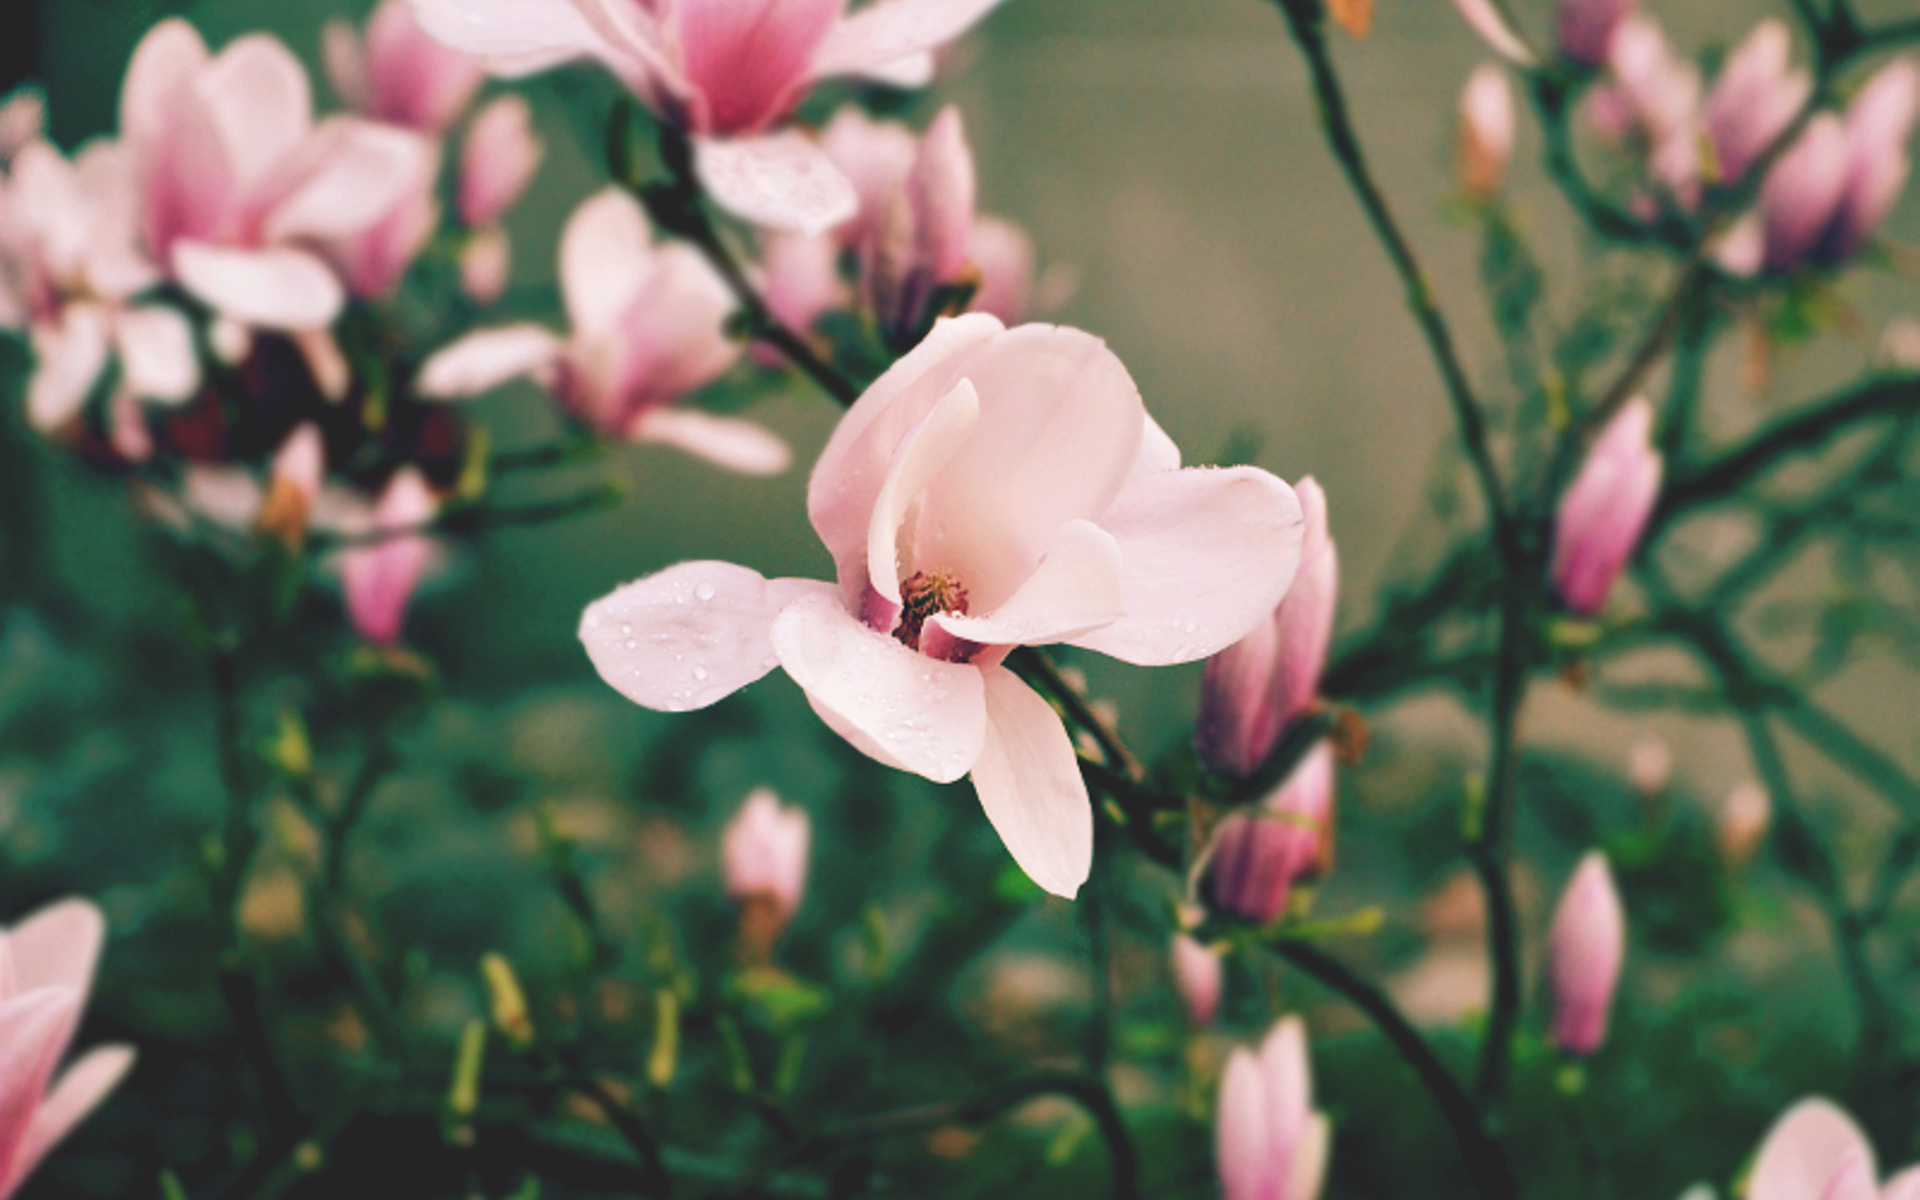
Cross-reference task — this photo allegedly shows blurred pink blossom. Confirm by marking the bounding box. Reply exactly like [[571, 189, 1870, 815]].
[[1216, 1017, 1331, 1200], [318, 128, 442, 300], [420, 187, 785, 474], [1557, 0, 1636, 68], [1550, 397, 1663, 616], [1459, 64, 1515, 199], [1545, 851, 1626, 1056], [325, 0, 486, 133], [1171, 934, 1223, 1026], [1746, 1098, 1920, 1200], [119, 20, 435, 330], [1593, 16, 1703, 206], [1204, 742, 1336, 926], [0, 899, 137, 1198], [408, 0, 1007, 233], [577, 315, 1304, 898], [1196, 478, 1337, 778], [1718, 781, 1771, 870], [722, 789, 811, 939], [1704, 21, 1810, 189], [0, 89, 45, 170], [860, 106, 975, 343], [341, 467, 437, 645], [0, 138, 197, 434], [458, 95, 543, 229], [459, 225, 512, 304]]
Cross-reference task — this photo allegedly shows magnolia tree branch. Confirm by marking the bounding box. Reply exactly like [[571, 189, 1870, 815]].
[[1273, 941, 1517, 1200], [603, 103, 863, 408], [1268, 0, 1522, 569]]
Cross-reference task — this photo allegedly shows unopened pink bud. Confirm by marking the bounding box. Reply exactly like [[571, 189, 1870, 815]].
[[1718, 782, 1771, 870], [1546, 851, 1627, 1056], [1627, 739, 1671, 798], [722, 789, 810, 936], [1217, 1017, 1331, 1200], [1550, 398, 1664, 616], [273, 423, 326, 507], [459, 226, 511, 305], [1705, 21, 1811, 188], [1197, 478, 1338, 777], [1171, 934, 1223, 1026], [1460, 64, 1516, 199], [1205, 743, 1337, 926], [460, 95, 544, 229], [341, 468, 437, 645], [1558, 0, 1636, 68]]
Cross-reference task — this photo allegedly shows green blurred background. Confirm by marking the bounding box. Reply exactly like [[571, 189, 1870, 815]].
[[3, 0, 1920, 1195]]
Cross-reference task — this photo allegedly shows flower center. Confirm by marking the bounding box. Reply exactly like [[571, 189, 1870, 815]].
[[893, 570, 969, 652]]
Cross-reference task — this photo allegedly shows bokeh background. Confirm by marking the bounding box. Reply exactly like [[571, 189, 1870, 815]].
[[2, 0, 1919, 1195]]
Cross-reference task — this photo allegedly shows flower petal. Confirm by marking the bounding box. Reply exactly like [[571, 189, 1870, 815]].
[[866, 378, 982, 608], [911, 325, 1146, 610], [7, 900, 105, 997], [26, 304, 111, 431], [1448, 0, 1538, 66], [1069, 467, 1303, 667], [113, 306, 199, 405], [560, 187, 657, 335], [196, 34, 313, 195], [771, 588, 986, 783], [582, 563, 829, 712], [678, 0, 842, 135], [812, 0, 1008, 81], [405, 0, 609, 66], [340, 468, 437, 645], [693, 132, 858, 235], [3, 1045, 136, 1195], [968, 664, 1092, 898], [930, 519, 1124, 648], [0, 990, 85, 1172], [171, 242, 345, 332], [632, 409, 792, 476], [1216, 1046, 1275, 1200], [119, 20, 210, 159], [264, 118, 437, 243], [417, 325, 564, 398], [809, 312, 1003, 582], [1749, 1099, 1875, 1200]]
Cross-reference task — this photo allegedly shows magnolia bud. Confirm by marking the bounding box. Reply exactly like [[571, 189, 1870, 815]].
[[1546, 851, 1627, 1056], [1459, 64, 1515, 199], [1627, 739, 1671, 798], [460, 95, 543, 228], [1196, 479, 1338, 777], [1550, 398, 1664, 616], [723, 790, 810, 961], [1171, 934, 1223, 1026], [1204, 743, 1337, 926], [1557, 0, 1636, 67], [1718, 782, 1771, 871], [1217, 1017, 1332, 1200]]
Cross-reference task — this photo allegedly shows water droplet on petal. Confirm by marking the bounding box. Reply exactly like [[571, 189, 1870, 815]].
[[695, 583, 716, 601], [693, 665, 709, 681]]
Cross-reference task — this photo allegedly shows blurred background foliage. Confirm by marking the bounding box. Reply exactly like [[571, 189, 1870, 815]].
[[1, 0, 1919, 1196]]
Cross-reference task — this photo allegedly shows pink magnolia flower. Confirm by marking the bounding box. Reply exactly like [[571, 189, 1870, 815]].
[[860, 105, 975, 344], [0, 899, 137, 1197], [1557, 0, 1636, 68], [1459, 64, 1515, 199], [1550, 397, 1663, 617], [1592, 16, 1704, 205], [0, 138, 198, 434], [119, 20, 435, 331], [341, 467, 438, 645], [419, 187, 786, 475], [1217, 1017, 1331, 1200], [1753, 59, 1918, 273], [1545, 851, 1626, 1056], [325, 0, 486, 133], [315, 128, 442, 300], [578, 315, 1304, 898], [1203, 742, 1337, 926], [1196, 478, 1338, 779], [967, 216, 1041, 323], [758, 230, 848, 350], [1171, 933, 1223, 1026], [458, 95, 543, 229], [1626, 738, 1671, 798], [1746, 1098, 1920, 1200], [406, 0, 1007, 232], [722, 788, 811, 938], [1703, 21, 1810, 189]]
